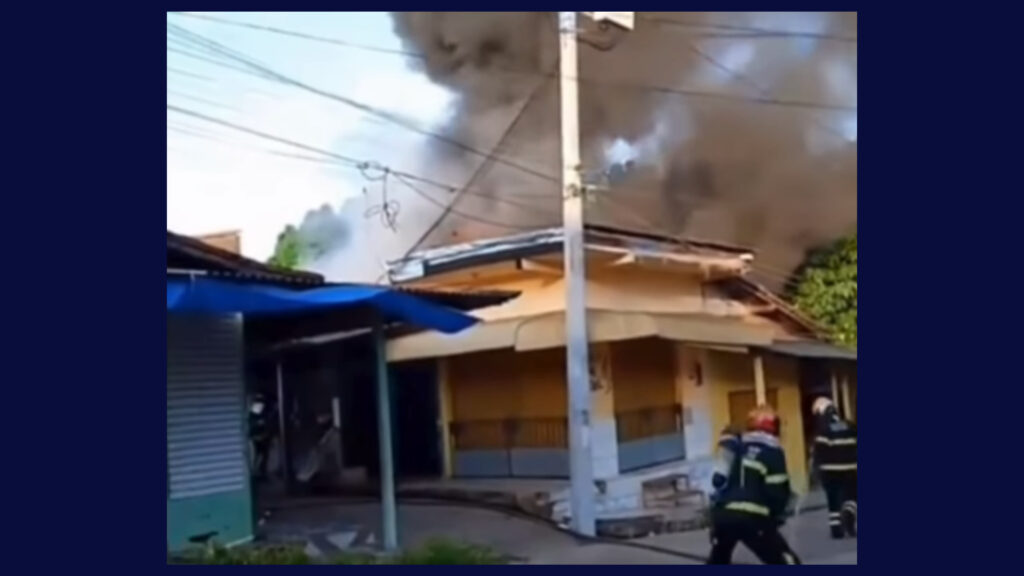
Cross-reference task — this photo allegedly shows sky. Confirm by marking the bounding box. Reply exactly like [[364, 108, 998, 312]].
[[167, 12, 857, 266], [166, 12, 455, 260]]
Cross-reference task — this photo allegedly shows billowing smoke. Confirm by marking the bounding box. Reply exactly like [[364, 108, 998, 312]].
[[378, 11, 857, 285], [285, 204, 350, 267]]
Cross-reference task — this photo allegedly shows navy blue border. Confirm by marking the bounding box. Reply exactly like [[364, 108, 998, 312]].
[[8, 6, 1003, 569], [5, 4, 166, 568]]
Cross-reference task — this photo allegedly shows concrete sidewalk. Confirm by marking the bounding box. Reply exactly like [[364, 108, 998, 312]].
[[264, 499, 855, 564]]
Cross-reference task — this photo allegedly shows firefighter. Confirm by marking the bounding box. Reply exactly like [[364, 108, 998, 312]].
[[249, 392, 271, 482], [812, 396, 858, 538], [707, 405, 801, 565]]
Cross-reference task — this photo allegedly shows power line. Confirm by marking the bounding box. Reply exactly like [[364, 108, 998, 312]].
[[167, 125, 220, 141], [400, 72, 557, 258], [172, 12, 424, 59], [166, 44, 260, 78], [174, 11, 856, 48], [394, 173, 556, 232], [638, 14, 857, 43], [167, 104, 427, 185], [168, 105, 556, 245], [167, 14, 854, 293], [167, 122, 323, 161], [685, 43, 854, 144], [167, 89, 235, 111], [166, 13, 856, 113], [166, 23, 562, 184], [167, 104, 558, 221], [167, 66, 214, 81]]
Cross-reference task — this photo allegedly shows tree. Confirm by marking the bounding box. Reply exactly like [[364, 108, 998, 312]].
[[267, 225, 304, 270], [267, 206, 347, 270], [788, 234, 857, 348]]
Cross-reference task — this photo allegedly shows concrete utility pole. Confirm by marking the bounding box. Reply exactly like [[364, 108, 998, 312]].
[[559, 9, 634, 539], [558, 10, 596, 537]]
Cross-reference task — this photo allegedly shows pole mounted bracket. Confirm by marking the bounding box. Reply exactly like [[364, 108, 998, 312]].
[[564, 182, 584, 200]]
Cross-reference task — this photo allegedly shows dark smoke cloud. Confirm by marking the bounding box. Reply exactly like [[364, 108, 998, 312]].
[[289, 204, 350, 265], [382, 12, 857, 286]]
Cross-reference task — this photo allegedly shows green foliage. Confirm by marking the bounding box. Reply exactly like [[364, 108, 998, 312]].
[[389, 539, 509, 565], [267, 204, 345, 270], [170, 544, 310, 565], [789, 234, 858, 348], [169, 539, 508, 565], [267, 225, 303, 270]]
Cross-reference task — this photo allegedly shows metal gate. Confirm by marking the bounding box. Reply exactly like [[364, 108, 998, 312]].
[[450, 417, 569, 478], [167, 315, 248, 500], [616, 404, 687, 472]]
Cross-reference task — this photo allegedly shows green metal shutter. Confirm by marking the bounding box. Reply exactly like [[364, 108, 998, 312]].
[[167, 315, 247, 499]]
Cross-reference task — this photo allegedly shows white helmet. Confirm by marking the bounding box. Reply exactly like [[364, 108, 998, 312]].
[[812, 397, 835, 416]]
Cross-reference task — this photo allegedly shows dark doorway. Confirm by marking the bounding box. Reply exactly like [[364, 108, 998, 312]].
[[390, 360, 442, 478]]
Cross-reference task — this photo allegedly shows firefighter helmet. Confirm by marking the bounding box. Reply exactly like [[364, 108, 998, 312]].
[[746, 404, 780, 436], [812, 397, 837, 417]]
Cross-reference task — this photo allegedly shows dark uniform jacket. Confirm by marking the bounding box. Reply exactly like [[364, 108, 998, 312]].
[[250, 409, 269, 444], [711, 429, 742, 495], [814, 418, 857, 473], [717, 431, 792, 523]]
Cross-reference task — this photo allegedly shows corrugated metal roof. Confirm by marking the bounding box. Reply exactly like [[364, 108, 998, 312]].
[[168, 230, 323, 285], [388, 225, 754, 282], [167, 230, 517, 312], [765, 340, 857, 360]]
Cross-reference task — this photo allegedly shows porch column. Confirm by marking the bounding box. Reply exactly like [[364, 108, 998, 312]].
[[830, 370, 840, 407], [275, 361, 291, 492], [332, 395, 344, 484], [589, 343, 619, 480], [753, 354, 767, 406], [373, 316, 398, 551], [437, 358, 455, 478], [841, 374, 853, 421]]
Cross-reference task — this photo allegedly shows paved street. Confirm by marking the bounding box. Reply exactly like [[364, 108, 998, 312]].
[[637, 509, 857, 565], [268, 500, 856, 564]]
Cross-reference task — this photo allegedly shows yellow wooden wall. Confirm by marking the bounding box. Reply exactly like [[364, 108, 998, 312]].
[[447, 348, 567, 421], [610, 338, 677, 413], [706, 351, 809, 494]]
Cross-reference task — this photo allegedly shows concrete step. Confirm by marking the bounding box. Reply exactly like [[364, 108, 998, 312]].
[[594, 503, 709, 539]]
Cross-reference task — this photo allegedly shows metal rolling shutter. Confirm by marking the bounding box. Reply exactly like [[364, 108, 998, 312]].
[[167, 315, 247, 500]]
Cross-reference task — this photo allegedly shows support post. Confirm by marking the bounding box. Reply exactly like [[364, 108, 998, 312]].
[[831, 370, 840, 408], [275, 361, 291, 492], [437, 359, 454, 478], [559, 10, 596, 537], [332, 395, 344, 483], [753, 354, 767, 406], [373, 316, 398, 550], [841, 374, 853, 421]]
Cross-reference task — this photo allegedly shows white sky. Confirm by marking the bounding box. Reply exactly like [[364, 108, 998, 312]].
[[166, 12, 455, 260], [167, 12, 857, 262]]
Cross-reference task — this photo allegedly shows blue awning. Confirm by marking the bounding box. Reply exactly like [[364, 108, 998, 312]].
[[167, 277, 478, 334]]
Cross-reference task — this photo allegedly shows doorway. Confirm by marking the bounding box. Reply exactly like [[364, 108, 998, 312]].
[[391, 360, 442, 478], [728, 389, 779, 428]]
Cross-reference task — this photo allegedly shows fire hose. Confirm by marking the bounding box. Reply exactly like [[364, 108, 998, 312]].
[[267, 491, 825, 564]]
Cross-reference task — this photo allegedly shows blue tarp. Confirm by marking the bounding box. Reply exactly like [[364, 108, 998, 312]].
[[167, 277, 478, 334]]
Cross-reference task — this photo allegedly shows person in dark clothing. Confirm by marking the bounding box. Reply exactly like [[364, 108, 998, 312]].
[[812, 397, 858, 538], [249, 393, 271, 482], [707, 405, 801, 565]]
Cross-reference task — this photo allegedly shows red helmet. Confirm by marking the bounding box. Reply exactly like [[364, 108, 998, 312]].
[[747, 405, 781, 436]]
